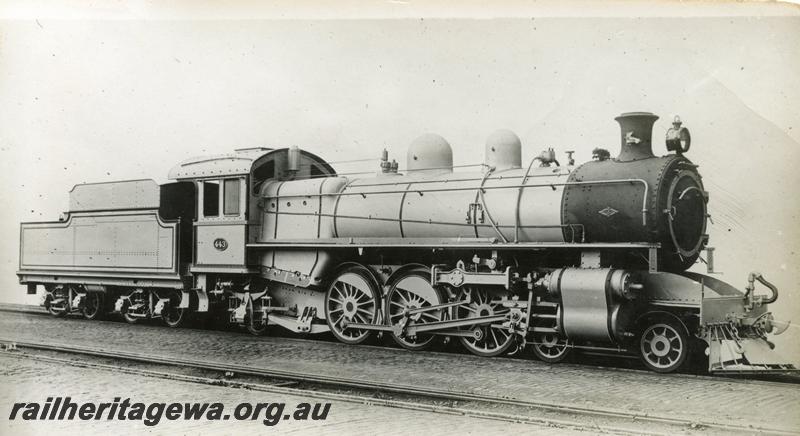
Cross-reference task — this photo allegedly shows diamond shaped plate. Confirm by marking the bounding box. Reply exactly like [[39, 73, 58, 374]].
[[598, 207, 619, 217]]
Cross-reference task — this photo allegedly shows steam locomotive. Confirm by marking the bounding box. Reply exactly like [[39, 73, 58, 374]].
[[18, 112, 794, 373]]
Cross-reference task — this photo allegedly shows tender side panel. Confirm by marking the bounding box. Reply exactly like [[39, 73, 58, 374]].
[[20, 211, 179, 274]]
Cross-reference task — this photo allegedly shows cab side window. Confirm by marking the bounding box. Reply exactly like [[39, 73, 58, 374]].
[[203, 180, 220, 217], [223, 179, 240, 215]]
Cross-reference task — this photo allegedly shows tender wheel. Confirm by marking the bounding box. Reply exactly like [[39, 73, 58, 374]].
[[45, 286, 68, 317], [457, 287, 514, 357], [162, 306, 185, 328], [639, 319, 689, 373], [46, 300, 67, 317], [121, 290, 140, 324], [82, 292, 104, 320], [531, 333, 572, 363], [325, 266, 380, 345], [47, 305, 67, 317], [160, 291, 185, 328], [386, 270, 443, 351]]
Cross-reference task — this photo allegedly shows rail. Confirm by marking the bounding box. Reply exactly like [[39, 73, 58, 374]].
[[2, 306, 798, 390], [2, 338, 796, 435]]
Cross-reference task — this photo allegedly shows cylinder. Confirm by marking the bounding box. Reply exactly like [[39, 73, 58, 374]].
[[545, 267, 632, 343]]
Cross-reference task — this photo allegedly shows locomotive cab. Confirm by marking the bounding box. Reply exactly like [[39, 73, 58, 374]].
[[166, 147, 336, 296]]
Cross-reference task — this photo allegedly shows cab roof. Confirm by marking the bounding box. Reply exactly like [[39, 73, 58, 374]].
[[167, 148, 274, 180]]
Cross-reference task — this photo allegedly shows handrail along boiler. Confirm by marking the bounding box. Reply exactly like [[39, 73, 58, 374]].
[[17, 112, 794, 373]]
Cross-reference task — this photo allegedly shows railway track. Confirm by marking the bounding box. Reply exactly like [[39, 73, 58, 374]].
[[1, 337, 797, 435], [1, 302, 797, 387], [0, 303, 46, 314]]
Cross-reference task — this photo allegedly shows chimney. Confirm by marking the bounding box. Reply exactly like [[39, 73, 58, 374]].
[[614, 112, 659, 162]]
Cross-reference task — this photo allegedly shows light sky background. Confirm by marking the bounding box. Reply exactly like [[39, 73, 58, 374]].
[[0, 3, 798, 358]]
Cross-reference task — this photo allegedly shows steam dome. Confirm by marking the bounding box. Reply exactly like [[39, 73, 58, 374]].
[[407, 133, 453, 175], [485, 129, 522, 170]]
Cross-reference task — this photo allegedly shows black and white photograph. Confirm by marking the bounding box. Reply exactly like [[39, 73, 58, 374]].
[[1, 1, 798, 434]]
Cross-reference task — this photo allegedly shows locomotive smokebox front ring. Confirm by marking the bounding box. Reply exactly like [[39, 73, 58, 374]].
[[665, 170, 707, 259]]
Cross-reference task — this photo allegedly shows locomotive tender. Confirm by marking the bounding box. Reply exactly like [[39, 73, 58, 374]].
[[18, 112, 794, 373]]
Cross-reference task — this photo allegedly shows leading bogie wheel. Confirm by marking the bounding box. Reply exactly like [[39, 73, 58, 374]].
[[325, 267, 380, 345], [532, 333, 572, 363], [386, 270, 444, 351], [457, 287, 515, 357], [638, 318, 689, 373]]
